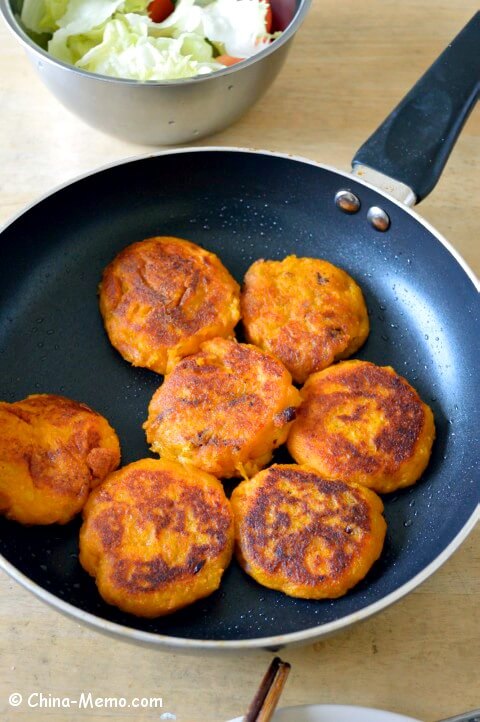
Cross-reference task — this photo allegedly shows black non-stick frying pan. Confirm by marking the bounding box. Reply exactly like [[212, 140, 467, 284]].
[[0, 13, 479, 651]]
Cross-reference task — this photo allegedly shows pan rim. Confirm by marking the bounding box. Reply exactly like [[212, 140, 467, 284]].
[[0, 146, 478, 650], [1, 146, 478, 290], [1, 508, 478, 649]]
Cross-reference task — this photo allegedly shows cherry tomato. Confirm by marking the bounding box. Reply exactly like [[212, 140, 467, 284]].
[[265, 2, 273, 32], [148, 0, 175, 23], [216, 55, 245, 66]]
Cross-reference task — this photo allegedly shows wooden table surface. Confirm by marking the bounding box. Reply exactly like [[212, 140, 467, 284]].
[[1, 2, 479, 721]]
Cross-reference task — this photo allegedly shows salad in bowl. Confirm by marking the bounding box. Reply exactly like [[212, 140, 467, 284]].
[[20, 0, 280, 80]]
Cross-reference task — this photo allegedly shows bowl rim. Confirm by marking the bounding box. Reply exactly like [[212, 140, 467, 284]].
[[0, 0, 312, 85], [226, 703, 423, 722]]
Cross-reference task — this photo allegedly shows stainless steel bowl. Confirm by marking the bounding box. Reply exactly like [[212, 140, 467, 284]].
[[0, 0, 310, 145]]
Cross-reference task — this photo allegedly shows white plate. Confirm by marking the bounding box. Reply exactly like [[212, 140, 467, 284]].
[[228, 704, 422, 722]]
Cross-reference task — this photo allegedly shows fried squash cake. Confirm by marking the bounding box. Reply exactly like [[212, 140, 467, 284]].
[[99, 236, 240, 375], [0, 394, 120, 525], [144, 337, 301, 479], [241, 255, 369, 384], [288, 360, 435, 494], [79, 458, 234, 617], [231, 464, 386, 599]]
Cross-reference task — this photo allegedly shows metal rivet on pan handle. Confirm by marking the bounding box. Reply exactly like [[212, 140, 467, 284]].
[[367, 206, 391, 231], [334, 190, 361, 214]]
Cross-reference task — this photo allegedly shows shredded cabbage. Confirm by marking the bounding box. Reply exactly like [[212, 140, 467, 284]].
[[77, 17, 220, 80], [121, 0, 150, 11], [20, 0, 280, 81], [40, 0, 70, 31], [20, 0, 48, 34]]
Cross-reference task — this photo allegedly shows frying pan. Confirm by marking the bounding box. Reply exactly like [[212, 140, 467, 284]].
[[0, 13, 479, 651]]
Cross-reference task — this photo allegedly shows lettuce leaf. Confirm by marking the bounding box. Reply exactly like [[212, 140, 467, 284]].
[[40, 0, 69, 31], [67, 26, 107, 64], [47, 0, 125, 63], [54, 0, 125, 33], [21, 0, 48, 34], [76, 16, 222, 80], [120, 0, 149, 11]]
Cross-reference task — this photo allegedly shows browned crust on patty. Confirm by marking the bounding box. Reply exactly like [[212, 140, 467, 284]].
[[80, 458, 234, 616], [144, 338, 301, 478], [288, 360, 435, 493], [93, 472, 230, 592], [0, 394, 120, 525], [99, 236, 240, 374], [231, 464, 386, 598], [241, 256, 370, 383]]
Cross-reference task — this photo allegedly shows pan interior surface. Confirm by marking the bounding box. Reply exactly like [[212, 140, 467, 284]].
[[0, 150, 478, 644]]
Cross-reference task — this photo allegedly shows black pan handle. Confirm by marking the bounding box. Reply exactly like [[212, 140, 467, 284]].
[[352, 12, 480, 203]]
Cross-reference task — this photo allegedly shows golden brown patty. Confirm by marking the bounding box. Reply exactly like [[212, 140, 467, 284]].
[[79, 458, 234, 617], [144, 337, 301, 479], [231, 464, 386, 599], [0, 394, 120, 525], [99, 236, 240, 374], [288, 360, 435, 493], [241, 255, 369, 383]]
